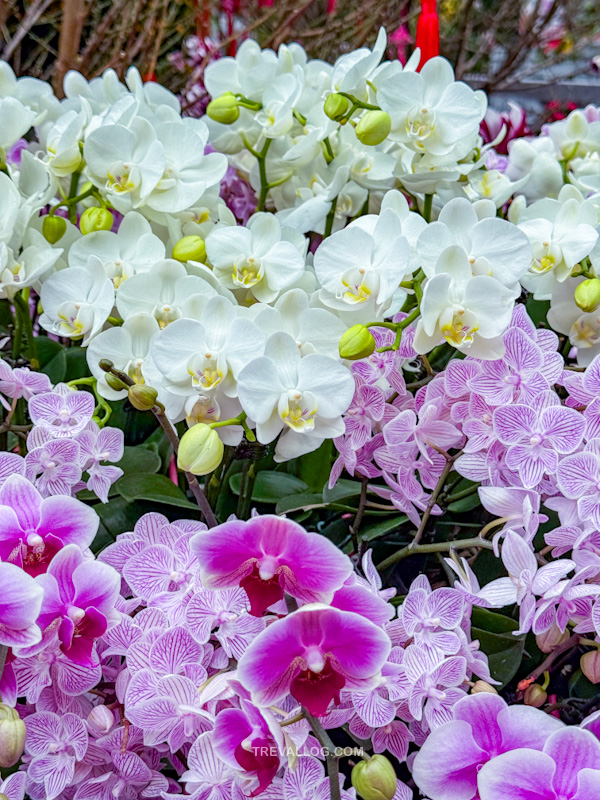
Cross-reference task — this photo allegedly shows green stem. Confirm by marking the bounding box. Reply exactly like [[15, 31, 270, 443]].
[[338, 92, 380, 111], [303, 709, 342, 800], [422, 193, 433, 223], [12, 295, 24, 361], [13, 292, 40, 369], [377, 536, 494, 571], [240, 463, 257, 520], [324, 196, 338, 238], [444, 484, 479, 503], [256, 138, 273, 212]]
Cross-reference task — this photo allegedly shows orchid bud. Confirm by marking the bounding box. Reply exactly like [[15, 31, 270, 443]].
[[574, 278, 600, 313], [178, 423, 224, 475], [128, 384, 158, 411], [80, 207, 114, 235], [581, 650, 600, 684], [339, 324, 376, 360], [87, 704, 115, 735], [535, 625, 570, 653], [0, 793, 9, 800], [523, 684, 547, 708], [42, 214, 67, 244], [207, 92, 240, 124], [98, 358, 115, 372], [355, 111, 391, 146], [351, 755, 397, 800], [470, 680, 498, 695], [172, 235, 206, 263], [106, 373, 129, 391], [0, 704, 26, 767], [324, 93, 350, 121]]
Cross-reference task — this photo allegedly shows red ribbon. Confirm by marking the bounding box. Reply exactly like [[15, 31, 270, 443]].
[[415, 0, 439, 70]]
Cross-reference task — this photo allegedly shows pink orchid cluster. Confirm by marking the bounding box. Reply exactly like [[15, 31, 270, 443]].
[[1, 509, 495, 800], [0, 362, 124, 502], [333, 304, 600, 644], [413, 691, 600, 800]]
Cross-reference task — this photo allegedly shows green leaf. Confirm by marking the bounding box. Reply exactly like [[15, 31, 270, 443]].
[[569, 669, 598, 699], [229, 471, 310, 504], [298, 440, 333, 491], [116, 445, 162, 475], [42, 348, 67, 383], [525, 297, 550, 328], [447, 493, 482, 513], [471, 607, 525, 688], [64, 347, 92, 382], [323, 479, 362, 505], [35, 336, 64, 368], [360, 516, 409, 541], [115, 473, 199, 510], [275, 492, 325, 514]]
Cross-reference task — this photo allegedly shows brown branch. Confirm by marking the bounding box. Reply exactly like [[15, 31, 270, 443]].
[[53, 0, 89, 96]]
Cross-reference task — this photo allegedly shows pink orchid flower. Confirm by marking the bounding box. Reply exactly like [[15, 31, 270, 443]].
[[191, 516, 353, 616], [237, 604, 391, 717]]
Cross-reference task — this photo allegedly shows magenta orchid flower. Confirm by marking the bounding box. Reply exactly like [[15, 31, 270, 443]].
[[25, 436, 82, 497], [477, 530, 575, 634], [237, 604, 391, 717], [478, 727, 600, 800], [191, 516, 353, 617], [76, 421, 124, 503], [467, 326, 561, 406], [35, 545, 120, 666], [214, 699, 285, 796], [0, 561, 43, 648], [493, 399, 585, 488], [0, 772, 26, 800], [0, 474, 98, 575], [186, 586, 265, 660], [557, 441, 600, 529], [24, 711, 89, 800], [343, 380, 386, 449], [0, 361, 51, 410], [401, 583, 465, 658], [28, 385, 95, 438], [412, 692, 564, 800]]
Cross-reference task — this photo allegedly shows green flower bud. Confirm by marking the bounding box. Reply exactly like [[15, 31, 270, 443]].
[[128, 384, 158, 411], [98, 358, 115, 373], [207, 93, 240, 125], [581, 650, 600, 684], [339, 324, 376, 360], [105, 373, 129, 392], [324, 93, 350, 121], [80, 207, 114, 235], [0, 704, 26, 767], [172, 235, 207, 263], [0, 793, 9, 800], [523, 684, 547, 708], [42, 214, 67, 244], [355, 110, 391, 146], [178, 423, 224, 475], [574, 278, 600, 313], [351, 755, 397, 800]]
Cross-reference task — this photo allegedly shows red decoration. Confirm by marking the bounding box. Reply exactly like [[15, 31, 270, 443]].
[[415, 0, 439, 70]]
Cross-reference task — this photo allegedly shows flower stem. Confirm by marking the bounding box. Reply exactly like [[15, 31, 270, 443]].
[[422, 193, 433, 222], [13, 291, 38, 368], [377, 535, 493, 572], [303, 709, 342, 800]]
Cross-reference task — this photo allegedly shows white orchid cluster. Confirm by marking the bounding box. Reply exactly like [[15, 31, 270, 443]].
[[3, 29, 600, 464]]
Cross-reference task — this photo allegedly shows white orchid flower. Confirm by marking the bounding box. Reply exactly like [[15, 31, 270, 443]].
[[237, 331, 355, 461], [414, 245, 516, 359], [39, 256, 115, 344], [205, 212, 306, 302]]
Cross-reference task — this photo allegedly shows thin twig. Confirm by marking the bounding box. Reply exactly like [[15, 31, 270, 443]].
[[411, 449, 461, 549], [303, 709, 341, 800]]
